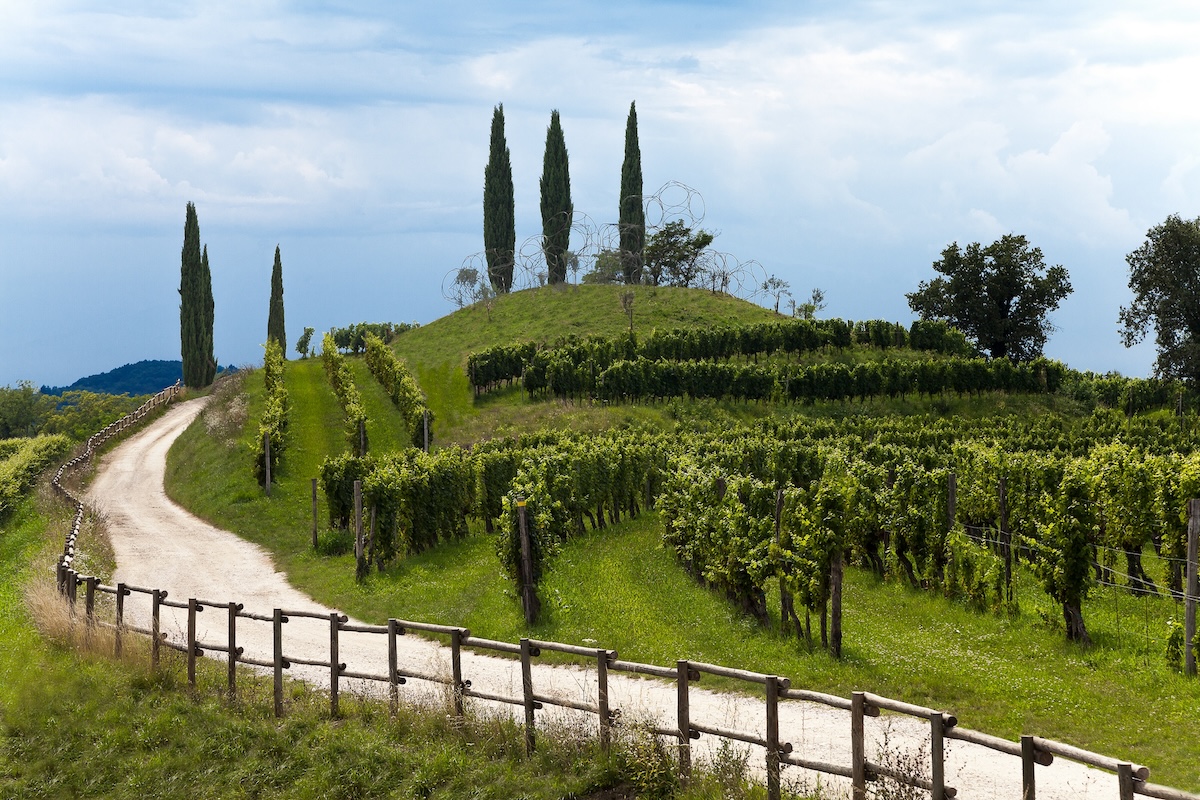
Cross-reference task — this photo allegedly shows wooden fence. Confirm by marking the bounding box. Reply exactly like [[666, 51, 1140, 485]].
[[46, 385, 1200, 800], [53, 567, 1200, 800], [51, 381, 183, 578]]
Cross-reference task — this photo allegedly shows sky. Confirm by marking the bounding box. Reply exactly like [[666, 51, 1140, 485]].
[[2, 1, 1198, 388]]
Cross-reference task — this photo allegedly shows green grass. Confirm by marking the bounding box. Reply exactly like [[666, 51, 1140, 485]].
[[394, 285, 782, 445], [158, 286, 1200, 791]]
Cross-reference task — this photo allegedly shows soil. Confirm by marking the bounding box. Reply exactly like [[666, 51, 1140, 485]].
[[85, 397, 1115, 799]]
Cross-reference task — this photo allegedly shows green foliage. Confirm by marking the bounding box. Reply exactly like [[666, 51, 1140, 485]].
[[644, 219, 715, 288], [619, 101, 645, 285], [296, 326, 315, 359], [328, 322, 416, 355], [539, 109, 572, 284], [0, 434, 71, 520], [907, 234, 1072, 361], [41, 359, 185, 396], [254, 340, 290, 486], [180, 203, 216, 388], [267, 245, 286, 356], [322, 333, 369, 455], [483, 103, 516, 293], [1031, 460, 1097, 642], [1119, 213, 1200, 382], [363, 332, 433, 449]]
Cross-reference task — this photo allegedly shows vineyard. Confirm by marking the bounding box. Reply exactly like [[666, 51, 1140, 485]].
[[156, 286, 1200, 789]]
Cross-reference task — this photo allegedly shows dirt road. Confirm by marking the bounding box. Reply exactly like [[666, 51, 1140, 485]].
[[85, 398, 1117, 798]]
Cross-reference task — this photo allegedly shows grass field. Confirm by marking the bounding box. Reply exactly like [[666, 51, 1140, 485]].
[[26, 284, 1195, 797]]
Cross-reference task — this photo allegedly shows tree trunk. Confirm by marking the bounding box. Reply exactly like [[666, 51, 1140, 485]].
[[1063, 602, 1091, 644], [1124, 548, 1159, 596]]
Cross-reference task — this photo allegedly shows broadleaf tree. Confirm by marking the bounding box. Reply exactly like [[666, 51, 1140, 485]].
[[644, 219, 715, 288], [483, 104, 515, 293], [1118, 214, 1200, 382], [906, 234, 1071, 361], [619, 101, 645, 284], [539, 110, 572, 285], [179, 202, 216, 388], [267, 245, 286, 356]]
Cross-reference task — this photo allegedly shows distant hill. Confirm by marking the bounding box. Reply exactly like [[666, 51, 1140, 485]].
[[41, 360, 235, 397]]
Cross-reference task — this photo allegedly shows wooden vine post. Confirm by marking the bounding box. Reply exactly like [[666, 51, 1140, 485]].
[[830, 549, 843, 658], [423, 410, 430, 453], [517, 496, 539, 624], [311, 478, 319, 550], [1186, 499, 1199, 676], [1000, 477, 1012, 602], [264, 432, 271, 497], [354, 480, 367, 582]]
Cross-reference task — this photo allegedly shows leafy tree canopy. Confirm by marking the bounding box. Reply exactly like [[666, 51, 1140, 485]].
[[644, 220, 715, 288], [582, 249, 624, 285], [1118, 214, 1200, 382], [906, 234, 1071, 361]]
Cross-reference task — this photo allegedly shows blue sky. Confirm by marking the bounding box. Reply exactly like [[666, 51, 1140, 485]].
[[2, 1, 1198, 387]]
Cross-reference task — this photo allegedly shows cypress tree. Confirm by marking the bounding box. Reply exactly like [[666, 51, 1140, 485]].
[[539, 110, 572, 285], [483, 104, 515, 293], [200, 244, 216, 385], [619, 101, 645, 284], [267, 245, 286, 356], [180, 202, 205, 388]]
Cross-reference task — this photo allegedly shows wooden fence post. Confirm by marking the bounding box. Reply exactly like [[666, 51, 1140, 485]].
[[311, 478, 319, 550], [115, 582, 126, 658], [151, 589, 163, 669], [677, 660, 692, 782], [451, 628, 465, 716], [1021, 734, 1036, 800], [521, 638, 536, 754], [1186, 499, 1199, 676], [930, 711, 945, 800], [766, 675, 781, 800], [851, 691, 867, 800], [228, 602, 239, 698], [264, 432, 271, 497], [387, 619, 400, 715], [273, 608, 284, 718], [187, 598, 199, 688], [1118, 762, 1135, 800], [597, 649, 612, 752], [330, 612, 340, 718], [84, 575, 98, 631]]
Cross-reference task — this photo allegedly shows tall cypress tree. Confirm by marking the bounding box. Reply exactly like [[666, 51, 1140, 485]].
[[267, 245, 286, 356], [539, 109, 572, 285], [200, 244, 216, 385], [619, 101, 645, 284], [483, 104, 515, 293], [180, 202, 206, 388]]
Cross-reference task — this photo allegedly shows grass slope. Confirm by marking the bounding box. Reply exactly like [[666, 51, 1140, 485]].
[[392, 285, 781, 445], [160, 286, 1200, 790]]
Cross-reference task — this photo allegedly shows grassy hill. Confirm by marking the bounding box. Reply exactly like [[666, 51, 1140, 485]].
[[150, 285, 1200, 791]]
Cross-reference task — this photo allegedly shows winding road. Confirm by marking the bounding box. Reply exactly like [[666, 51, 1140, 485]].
[[84, 397, 1118, 799]]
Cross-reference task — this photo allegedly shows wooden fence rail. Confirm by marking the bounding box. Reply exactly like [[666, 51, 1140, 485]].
[[53, 567, 1200, 800]]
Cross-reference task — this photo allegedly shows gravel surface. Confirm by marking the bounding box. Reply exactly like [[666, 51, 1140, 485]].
[[84, 397, 1122, 799]]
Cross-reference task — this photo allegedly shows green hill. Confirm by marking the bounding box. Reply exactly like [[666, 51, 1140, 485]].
[[153, 285, 1200, 792]]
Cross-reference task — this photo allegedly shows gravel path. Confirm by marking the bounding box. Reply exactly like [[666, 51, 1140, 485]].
[[84, 397, 1120, 799]]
